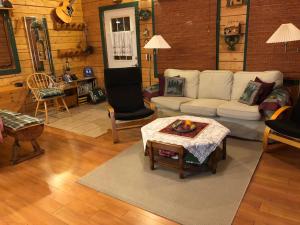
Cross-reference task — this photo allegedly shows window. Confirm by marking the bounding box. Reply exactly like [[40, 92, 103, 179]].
[[111, 17, 133, 61], [0, 11, 20, 75]]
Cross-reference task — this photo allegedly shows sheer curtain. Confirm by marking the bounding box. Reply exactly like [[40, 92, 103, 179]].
[[112, 31, 133, 57]]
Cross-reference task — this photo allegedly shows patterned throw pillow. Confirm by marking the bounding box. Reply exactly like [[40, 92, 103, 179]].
[[239, 81, 262, 105], [254, 77, 275, 104], [164, 77, 185, 97]]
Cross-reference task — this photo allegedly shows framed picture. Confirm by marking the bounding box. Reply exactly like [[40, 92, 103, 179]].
[[0, 0, 3, 7]]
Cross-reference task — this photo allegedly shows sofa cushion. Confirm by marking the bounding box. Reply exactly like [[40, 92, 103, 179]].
[[180, 99, 229, 117], [217, 100, 261, 121], [151, 96, 193, 111], [231, 71, 283, 100], [198, 70, 233, 100], [164, 69, 200, 99], [40, 88, 64, 99]]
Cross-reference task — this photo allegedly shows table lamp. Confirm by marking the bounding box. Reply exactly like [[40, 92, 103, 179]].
[[144, 35, 171, 89]]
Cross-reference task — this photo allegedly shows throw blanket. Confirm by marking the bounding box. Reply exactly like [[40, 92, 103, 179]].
[[259, 88, 292, 119], [0, 118, 3, 143], [0, 110, 43, 131]]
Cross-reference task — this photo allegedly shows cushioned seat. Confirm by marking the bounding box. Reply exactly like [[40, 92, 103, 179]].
[[39, 88, 64, 99], [151, 96, 192, 111], [104, 67, 157, 143], [115, 107, 154, 121], [265, 119, 300, 139], [180, 99, 229, 117], [217, 100, 261, 121]]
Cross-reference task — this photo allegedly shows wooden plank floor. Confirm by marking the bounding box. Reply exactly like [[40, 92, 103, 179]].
[[0, 126, 299, 225]]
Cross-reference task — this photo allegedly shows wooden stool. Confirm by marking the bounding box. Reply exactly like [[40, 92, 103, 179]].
[[4, 124, 44, 165]]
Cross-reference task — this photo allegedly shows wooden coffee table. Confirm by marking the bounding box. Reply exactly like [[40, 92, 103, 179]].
[[141, 116, 230, 179]]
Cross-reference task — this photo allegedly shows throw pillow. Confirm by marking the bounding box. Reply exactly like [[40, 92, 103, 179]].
[[158, 74, 165, 96], [254, 77, 275, 104], [239, 81, 262, 105], [164, 77, 185, 97]]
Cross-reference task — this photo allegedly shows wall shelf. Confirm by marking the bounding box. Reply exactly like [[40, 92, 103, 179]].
[[53, 21, 86, 31], [0, 7, 14, 11], [57, 48, 92, 58]]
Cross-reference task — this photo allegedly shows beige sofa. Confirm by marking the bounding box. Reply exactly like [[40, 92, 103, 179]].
[[151, 69, 283, 140]]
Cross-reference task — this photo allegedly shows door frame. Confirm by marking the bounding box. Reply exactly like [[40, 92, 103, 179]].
[[99, 2, 141, 69]]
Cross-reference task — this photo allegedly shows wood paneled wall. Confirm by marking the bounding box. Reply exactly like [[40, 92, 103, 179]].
[[82, 0, 154, 88], [219, 0, 247, 72], [246, 0, 300, 79], [0, 0, 86, 87]]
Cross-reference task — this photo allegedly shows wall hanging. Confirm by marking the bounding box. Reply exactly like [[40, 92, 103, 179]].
[[226, 0, 247, 7], [24, 16, 55, 78], [139, 9, 151, 21], [224, 22, 241, 51]]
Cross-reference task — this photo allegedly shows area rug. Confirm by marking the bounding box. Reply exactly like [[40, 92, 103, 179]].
[[46, 103, 111, 138], [79, 138, 262, 225]]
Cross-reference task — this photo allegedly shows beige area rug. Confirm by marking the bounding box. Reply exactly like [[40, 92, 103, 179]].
[[46, 103, 111, 138], [79, 138, 262, 225]]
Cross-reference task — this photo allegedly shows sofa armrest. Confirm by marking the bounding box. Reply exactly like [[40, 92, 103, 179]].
[[269, 106, 292, 120]]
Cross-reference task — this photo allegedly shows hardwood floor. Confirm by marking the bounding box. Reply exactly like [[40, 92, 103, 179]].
[[0, 126, 299, 225]]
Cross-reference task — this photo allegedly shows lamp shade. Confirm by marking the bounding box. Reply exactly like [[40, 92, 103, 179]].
[[144, 35, 171, 49], [266, 23, 300, 44]]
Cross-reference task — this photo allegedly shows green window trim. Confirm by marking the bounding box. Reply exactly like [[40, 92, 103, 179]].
[[99, 2, 141, 69], [0, 11, 21, 75]]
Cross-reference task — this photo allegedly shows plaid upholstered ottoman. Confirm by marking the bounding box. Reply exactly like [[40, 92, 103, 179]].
[[0, 110, 44, 165]]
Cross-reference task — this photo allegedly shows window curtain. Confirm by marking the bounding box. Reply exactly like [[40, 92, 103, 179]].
[[111, 31, 133, 57]]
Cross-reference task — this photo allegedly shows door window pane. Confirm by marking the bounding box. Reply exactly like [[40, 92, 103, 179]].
[[124, 17, 130, 31], [111, 16, 132, 61]]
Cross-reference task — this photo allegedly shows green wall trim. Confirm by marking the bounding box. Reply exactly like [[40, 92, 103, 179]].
[[243, 0, 251, 71], [151, 0, 158, 77], [99, 2, 141, 69], [216, 0, 221, 70], [0, 11, 21, 76]]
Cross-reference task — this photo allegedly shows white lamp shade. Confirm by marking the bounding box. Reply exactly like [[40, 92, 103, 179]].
[[144, 35, 171, 49], [266, 23, 300, 44]]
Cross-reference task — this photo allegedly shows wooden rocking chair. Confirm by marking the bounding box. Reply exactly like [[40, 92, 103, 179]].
[[27, 73, 70, 124]]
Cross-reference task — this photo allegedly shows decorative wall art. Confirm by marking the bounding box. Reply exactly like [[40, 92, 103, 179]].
[[224, 22, 241, 51], [226, 0, 247, 7]]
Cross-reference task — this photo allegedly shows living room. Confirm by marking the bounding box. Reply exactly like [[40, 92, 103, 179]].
[[0, 0, 299, 224]]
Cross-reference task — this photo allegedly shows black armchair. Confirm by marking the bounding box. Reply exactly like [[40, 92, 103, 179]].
[[263, 97, 300, 151], [104, 67, 157, 143]]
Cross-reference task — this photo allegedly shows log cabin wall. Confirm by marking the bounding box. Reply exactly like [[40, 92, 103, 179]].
[[82, 0, 154, 88], [0, 0, 86, 112], [0, 0, 86, 84], [218, 0, 247, 71]]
